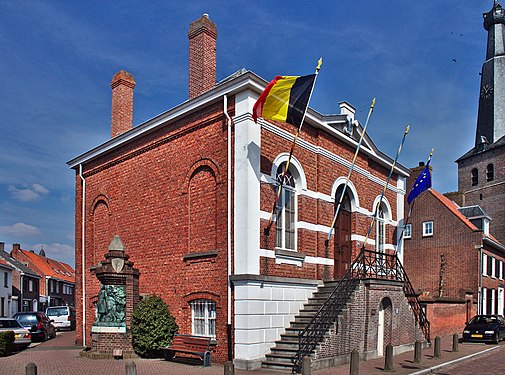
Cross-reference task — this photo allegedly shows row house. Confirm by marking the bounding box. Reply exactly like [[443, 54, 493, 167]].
[[10, 244, 75, 312], [68, 14, 427, 371], [0, 256, 14, 317], [0, 242, 41, 314]]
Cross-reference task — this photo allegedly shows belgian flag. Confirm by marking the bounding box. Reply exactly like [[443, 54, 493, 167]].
[[253, 74, 316, 126]]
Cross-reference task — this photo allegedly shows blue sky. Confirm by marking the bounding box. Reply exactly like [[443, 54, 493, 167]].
[[0, 1, 493, 266]]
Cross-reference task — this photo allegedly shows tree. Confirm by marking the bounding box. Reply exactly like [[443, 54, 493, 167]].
[[131, 294, 178, 358]]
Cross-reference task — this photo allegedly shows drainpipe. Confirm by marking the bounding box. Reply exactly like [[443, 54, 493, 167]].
[[79, 164, 86, 347], [478, 245, 483, 315], [224, 95, 233, 361], [20, 273, 24, 312]]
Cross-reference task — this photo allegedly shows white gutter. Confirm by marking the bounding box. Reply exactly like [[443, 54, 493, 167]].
[[224, 95, 232, 359], [79, 164, 86, 347]]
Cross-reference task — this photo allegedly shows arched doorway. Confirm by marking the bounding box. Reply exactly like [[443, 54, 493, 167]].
[[377, 298, 392, 356], [334, 187, 352, 279]]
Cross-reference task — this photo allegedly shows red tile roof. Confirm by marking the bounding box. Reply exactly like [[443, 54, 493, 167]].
[[0, 257, 12, 269], [429, 189, 479, 231], [19, 249, 75, 283]]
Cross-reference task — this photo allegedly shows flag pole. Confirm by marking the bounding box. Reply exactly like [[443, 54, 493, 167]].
[[396, 148, 434, 245], [265, 58, 323, 233], [361, 125, 410, 251], [325, 98, 376, 244]]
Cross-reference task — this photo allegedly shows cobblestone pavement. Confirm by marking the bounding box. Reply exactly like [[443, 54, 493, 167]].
[[0, 332, 503, 375]]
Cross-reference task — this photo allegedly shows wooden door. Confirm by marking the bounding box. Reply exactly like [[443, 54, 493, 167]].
[[334, 207, 352, 279]]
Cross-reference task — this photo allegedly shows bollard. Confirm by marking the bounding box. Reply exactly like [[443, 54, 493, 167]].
[[125, 361, 137, 375], [224, 361, 235, 375], [413, 340, 422, 364], [452, 333, 459, 352], [433, 336, 441, 358], [350, 349, 359, 375], [301, 355, 311, 375], [26, 363, 37, 375], [383, 344, 394, 372]]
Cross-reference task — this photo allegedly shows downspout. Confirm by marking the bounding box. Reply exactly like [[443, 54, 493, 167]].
[[20, 273, 24, 312], [79, 164, 86, 347], [479, 245, 483, 315], [224, 95, 233, 361]]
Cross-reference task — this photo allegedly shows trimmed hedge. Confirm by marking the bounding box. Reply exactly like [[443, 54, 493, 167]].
[[0, 331, 15, 357], [131, 294, 178, 358]]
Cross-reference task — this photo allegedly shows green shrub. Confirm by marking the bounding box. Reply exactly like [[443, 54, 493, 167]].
[[0, 331, 15, 357], [131, 294, 178, 358]]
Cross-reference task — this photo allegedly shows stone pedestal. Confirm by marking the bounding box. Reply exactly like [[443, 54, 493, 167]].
[[84, 235, 140, 358]]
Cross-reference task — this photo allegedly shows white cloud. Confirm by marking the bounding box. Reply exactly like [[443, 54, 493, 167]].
[[34, 243, 74, 267], [0, 222, 41, 236], [8, 184, 49, 201]]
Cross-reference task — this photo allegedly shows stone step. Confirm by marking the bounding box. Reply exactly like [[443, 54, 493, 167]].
[[261, 360, 295, 371], [273, 340, 299, 350]]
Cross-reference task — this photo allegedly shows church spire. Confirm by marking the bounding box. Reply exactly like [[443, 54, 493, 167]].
[[475, 1, 505, 147]]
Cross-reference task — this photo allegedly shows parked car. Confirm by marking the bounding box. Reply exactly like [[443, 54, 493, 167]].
[[0, 318, 32, 350], [13, 312, 56, 342], [46, 306, 76, 331], [463, 314, 505, 344]]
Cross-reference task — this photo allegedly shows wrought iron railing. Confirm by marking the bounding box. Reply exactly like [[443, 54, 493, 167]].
[[292, 249, 430, 373]]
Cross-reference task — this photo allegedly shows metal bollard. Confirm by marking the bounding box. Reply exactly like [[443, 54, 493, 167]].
[[125, 361, 137, 375], [413, 340, 422, 364], [224, 361, 235, 375], [383, 344, 394, 372], [433, 336, 441, 358], [452, 333, 459, 352], [301, 355, 311, 375], [26, 363, 37, 375], [350, 349, 359, 375]]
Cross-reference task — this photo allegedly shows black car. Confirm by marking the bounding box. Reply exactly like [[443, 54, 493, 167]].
[[463, 314, 505, 344], [13, 312, 56, 342]]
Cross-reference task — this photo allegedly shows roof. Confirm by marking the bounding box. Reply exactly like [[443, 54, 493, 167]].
[[67, 70, 410, 179], [456, 135, 505, 162], [18, 249, 75, 283], [0, 257, 13, 270], [0, 250, 40, 278], [428, 189, 479, 231], [458, 205, 489, 219]]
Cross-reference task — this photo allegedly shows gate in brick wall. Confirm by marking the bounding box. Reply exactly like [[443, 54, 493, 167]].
[[291, 249, 430, 373]]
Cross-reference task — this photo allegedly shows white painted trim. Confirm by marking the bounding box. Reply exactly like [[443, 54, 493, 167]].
[[330, 177, 360, 211], [297, 221, 332, 233], [271, 154, 307, 191], [259, 249, 334, 266]]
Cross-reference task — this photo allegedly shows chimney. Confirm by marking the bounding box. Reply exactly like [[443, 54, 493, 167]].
[[11, 243, 20, 257], [188, 14, 218, 99], [339, 101, 356, 120], [111, 70, 136, 138], [0, 242, 4, 252]]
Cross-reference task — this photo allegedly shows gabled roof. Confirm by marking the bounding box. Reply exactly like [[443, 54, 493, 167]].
[[429, 189, 479, 231], [18, 249, 75, 283], [0, 257, 13, 270], [0, 250, 40, 278]]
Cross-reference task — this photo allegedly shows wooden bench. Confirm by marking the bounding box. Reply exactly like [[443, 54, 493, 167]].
[[163, 334, 211, 367]]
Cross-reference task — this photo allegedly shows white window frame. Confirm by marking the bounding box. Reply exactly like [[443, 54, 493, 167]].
[[375, 209, 386, 253], [404, 224, 412, 239], [422, 221, 433, 237], [492, 257, 497, 278], [275, 166, 297, 251], [482, 287, 487, 314], [190, 299, 216, 338], [28, 279, 34, 292], [491, 289, 496, 315], [482, 253, 488, 276]]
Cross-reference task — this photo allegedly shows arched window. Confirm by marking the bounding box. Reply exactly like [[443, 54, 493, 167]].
[[190, 299, 216, 337], [486, 164, 494, 182], [276, 163, 296, 250], [376, 205, 385, 253], [471, 168, 478, 186]]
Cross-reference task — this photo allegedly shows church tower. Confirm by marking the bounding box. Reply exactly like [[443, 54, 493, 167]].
[[457, 1, 505, 244]]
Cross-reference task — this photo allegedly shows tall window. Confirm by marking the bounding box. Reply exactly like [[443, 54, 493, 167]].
[[190, 299, 216, 337], [3, 272, 7, 288], [486, 164, 494, 182], [276, 164, 296, 250], [482, 253, 488, 276], [471, 168, 478, 186], [422, 221, 433, 237], [29, 279, 34, 292], [375, 206, 385, 253]]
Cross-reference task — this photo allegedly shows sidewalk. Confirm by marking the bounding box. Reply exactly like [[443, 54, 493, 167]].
[[0, 332, 501, 375]]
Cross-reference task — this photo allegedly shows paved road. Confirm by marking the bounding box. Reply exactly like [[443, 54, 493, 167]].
[[432, 344, 505, 375]]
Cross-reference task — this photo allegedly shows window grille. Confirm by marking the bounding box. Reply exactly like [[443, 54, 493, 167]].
[[190, 299, 216, 337]]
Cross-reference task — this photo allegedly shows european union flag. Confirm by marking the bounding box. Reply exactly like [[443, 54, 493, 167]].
[[407, 164, 431, 204]]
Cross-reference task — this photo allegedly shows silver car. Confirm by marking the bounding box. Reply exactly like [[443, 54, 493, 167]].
[[0, 318, 32, 350]]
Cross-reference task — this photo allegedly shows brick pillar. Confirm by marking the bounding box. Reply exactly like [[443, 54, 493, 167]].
[[111, 70, 135, 138], [188, 14, 217, 99]]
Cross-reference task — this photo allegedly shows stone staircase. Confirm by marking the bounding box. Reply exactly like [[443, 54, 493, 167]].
[[262, 280, 354, 371]]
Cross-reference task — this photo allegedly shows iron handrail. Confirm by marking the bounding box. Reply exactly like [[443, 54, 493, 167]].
[[292, 249, 430, 373]]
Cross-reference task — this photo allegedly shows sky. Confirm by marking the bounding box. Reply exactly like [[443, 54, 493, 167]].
[[0, 1, 494, 267]]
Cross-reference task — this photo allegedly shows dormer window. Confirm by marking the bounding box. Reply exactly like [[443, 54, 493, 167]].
[[471, 168, 478, 186], [486, 164, 494, 182]]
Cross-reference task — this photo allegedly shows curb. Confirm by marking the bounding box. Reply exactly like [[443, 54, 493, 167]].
[[408, 345, 500, 375]]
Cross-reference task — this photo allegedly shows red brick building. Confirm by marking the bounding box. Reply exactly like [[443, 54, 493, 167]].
[[68, 14, 427, 370], [403, 164, 505, 337]]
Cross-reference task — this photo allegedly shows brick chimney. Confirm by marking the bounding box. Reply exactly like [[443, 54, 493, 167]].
[[11, 243, 21, 257], [0, 242, 4, 252], [188, 14, 218, 99], [111, 70, 136, 138]]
